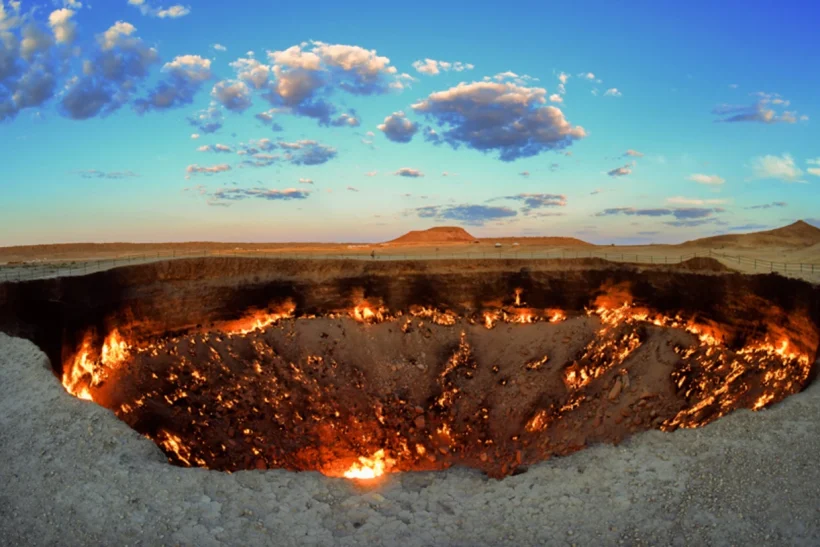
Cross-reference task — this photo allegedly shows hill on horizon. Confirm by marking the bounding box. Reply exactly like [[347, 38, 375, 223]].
[[386, 226, 478, 245], [682, 220, 820, 248], [385, 226, 593, 247]]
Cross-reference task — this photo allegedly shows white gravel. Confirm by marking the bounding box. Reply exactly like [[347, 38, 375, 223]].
[[1, 332, 819, 546]]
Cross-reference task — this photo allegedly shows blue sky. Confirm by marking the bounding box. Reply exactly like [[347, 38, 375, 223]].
[[1, 0, 819, 245]]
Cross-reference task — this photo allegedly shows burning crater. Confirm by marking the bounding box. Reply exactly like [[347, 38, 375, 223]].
[[2, 258, 819, 480]]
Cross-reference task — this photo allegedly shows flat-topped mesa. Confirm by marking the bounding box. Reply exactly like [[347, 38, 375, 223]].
[[386, 226, 477, 245]]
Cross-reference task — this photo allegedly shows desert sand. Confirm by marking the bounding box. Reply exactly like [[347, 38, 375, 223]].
[[2, 221, 819, 284]]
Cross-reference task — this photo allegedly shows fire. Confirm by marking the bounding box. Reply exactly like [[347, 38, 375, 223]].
[[159, 431, 193, 467], [223, 302, 296, 334], [342, 449, 394, 480], [351, 304, 387, 323], [514, 288, 523, 307], [101, 329, 129, 367], [61, 329, 131, 401], [547, 309, 566, 323]]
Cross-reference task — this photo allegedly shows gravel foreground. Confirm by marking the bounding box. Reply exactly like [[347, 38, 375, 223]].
[[1, 332, 819, 547]]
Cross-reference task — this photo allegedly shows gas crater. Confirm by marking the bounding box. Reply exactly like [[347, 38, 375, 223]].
[[2, 257, 818, 480]]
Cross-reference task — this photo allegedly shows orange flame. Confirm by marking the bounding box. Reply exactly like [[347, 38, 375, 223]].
[[342, 449, 394, 479], [351, 304, 388, 323], [62, 329, 131, 402], [224, 301, 296, 334]]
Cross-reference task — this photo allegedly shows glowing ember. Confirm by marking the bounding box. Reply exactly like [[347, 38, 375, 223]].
[[342, 449, 393, 479], [352, 304, 387, 323]]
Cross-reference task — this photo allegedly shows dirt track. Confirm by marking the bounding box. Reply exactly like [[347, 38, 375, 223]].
[[2, 332, 820, 546]]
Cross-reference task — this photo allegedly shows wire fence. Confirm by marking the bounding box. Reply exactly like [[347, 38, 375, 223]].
[[1, 248, 818, 283]]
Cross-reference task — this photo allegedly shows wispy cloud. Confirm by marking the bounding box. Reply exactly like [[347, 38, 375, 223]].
[[412, 59, 474, 75], [744, 201, 787, 210], [395, 167, 424, 178], [494, 193, 567, 214], [410, 204, 517, 226], [607, 165, 631, 177], [688, 173, 725, 185], [185, 163, 231, 177], [712, 92, 804, 124], [750, 153, 804, 182], [212, 187, 309, 201], [128, 1, 191, 19], [667, 197, 727, 206], [74, 169, 139, 179]]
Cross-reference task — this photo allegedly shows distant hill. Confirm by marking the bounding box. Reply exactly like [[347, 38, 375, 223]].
[[387, 227, 477, 245], [682, 221, 820, 248], [386, 227, 593, 247]]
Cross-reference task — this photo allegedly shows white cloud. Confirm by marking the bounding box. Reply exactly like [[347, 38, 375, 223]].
[[607, 165, 632, 177], [604, 88, 621, 97], [186, 163, 231, 177], [230, 56, 270, 89], [128, 1, 190, 18], [750, 154, 804, 182], [212, 43, 226, 52], [624, 149, 643, 157], [667, 196, 727, 206], [299, 178, 314, 184], [156, 5, 189, 18], [211, 79, 252, 112], [48, 8, 76, 45], [808, 158, 820, 177], [257, 41, 406, 125], [377, 110, 418, 143], [330, 112, 359, 127], [411, 80, 586, 161], [99, 21, 137, 51], [191, 133, 200, 139], [549, 93, 562, 103], [163, 55, 211, 82], [412, 58, 474, 75], [688, 173, 725, 185]]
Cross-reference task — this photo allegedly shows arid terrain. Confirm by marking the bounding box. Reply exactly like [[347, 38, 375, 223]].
[[1, 222, 820, 545], [2, 221, 819, 284]]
